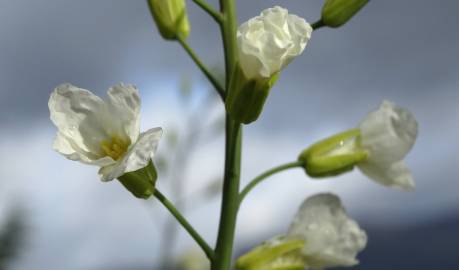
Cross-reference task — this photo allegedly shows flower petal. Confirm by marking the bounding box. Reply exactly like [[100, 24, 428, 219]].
[[53, 132, 114, 166], [287, 193, 367, 269], [49, 83, 111, 158], [53, 132, 90, 161], [99, 127, 162, 181], [358, 100, 418, 165], [358, 160, 415, 191], [237, 6, 312, 79], [106, 83, 141, 143]]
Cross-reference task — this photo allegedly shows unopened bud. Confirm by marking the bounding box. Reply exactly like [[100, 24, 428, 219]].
[[147, 0, 190, 40], [321, 0, 369, 28]]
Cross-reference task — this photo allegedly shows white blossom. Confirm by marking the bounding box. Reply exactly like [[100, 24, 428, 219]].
[[49, 83, 162, 181], [237, 6, 312, 79], [358, 100, 418, 190], [287, 193, 367, 269]]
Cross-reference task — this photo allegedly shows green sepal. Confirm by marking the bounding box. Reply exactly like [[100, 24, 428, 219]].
[[117, 160, 158, 199], [235, 238, 306, 270], [305, 152, 368, 177], [298, 129, 368, 177], [226, 64, 279, 124], [321, 0, 369, 28], [147, 0, 190, 40], [300, 129, 361, 159]]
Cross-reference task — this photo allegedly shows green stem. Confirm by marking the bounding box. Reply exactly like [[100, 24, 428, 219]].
[[211, 0, 240, 269], [192, 0, 223, 23], [312, 19, 326, 30], [153, 189, 214, 261], [219, 0, 238, 88], [238, 161, 304, 206], [177, 35, 225, 100], [213, 119, 241, 270]]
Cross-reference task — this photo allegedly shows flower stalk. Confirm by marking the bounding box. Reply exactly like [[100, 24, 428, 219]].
[[192, 0, 223, 23], [212, 119, 242, 270], [177, 34, 225, 99], [211, 1, 242, 268], [238, 161, 304, 206], [154, 189, 214, 260]]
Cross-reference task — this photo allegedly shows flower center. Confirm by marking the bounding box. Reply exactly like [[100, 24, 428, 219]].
[[100, 135, 130, 160]]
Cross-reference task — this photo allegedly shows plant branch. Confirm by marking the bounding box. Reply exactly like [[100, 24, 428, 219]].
[[177, 35, 225, 100], [238, 161, 304, 206], [192, 0, 223, 24], [154, 189, 214, 261]]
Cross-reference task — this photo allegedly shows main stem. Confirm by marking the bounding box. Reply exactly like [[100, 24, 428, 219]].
[[212, 1, 240, 269], [213, 119, 241, 269]]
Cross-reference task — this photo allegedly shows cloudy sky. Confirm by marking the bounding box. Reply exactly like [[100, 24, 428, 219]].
[[0, 0, 458, 269]]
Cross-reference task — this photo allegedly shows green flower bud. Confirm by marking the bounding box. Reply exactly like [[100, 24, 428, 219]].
[[226, 64, 279, 124], [298, 129, 368, 177], [235, 237, 307, 270], [117, 160, 158, 199], [321, 0, 369, 28], [147, 0, 190, 40]]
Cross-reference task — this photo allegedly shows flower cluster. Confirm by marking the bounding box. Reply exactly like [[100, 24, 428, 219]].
[[49, 2, 418, 269]]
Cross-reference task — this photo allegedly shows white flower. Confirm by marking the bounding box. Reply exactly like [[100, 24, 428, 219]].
[[49, 83, 162, 181], [358, 100, 418, 191], [237, 6, 312, 79], [287, 193, 367, 269]]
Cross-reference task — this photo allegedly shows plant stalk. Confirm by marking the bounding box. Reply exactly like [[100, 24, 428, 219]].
[[212, 118, 241, 270], [192, 0, 224, 23], [177, 35, 225, 99], [212, 1, 240, 268], [238, 161, 304, 206], [154, 189, 214, 260]]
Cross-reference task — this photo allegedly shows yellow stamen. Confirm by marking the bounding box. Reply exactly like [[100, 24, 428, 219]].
[[100, 135, 130, 160]]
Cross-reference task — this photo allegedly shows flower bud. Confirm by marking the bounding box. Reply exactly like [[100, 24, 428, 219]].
[[298, 129, 368, 177], [226, 64, 279, 124], [321, 0, 369, 28], [117, 160, 158, 199], [235, 237, 306, 270], [147, 0, 190, 40], [228, 6, 312, 124]]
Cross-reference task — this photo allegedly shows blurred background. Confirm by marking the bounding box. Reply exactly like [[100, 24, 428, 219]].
[[1, 0, 458, 269]]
